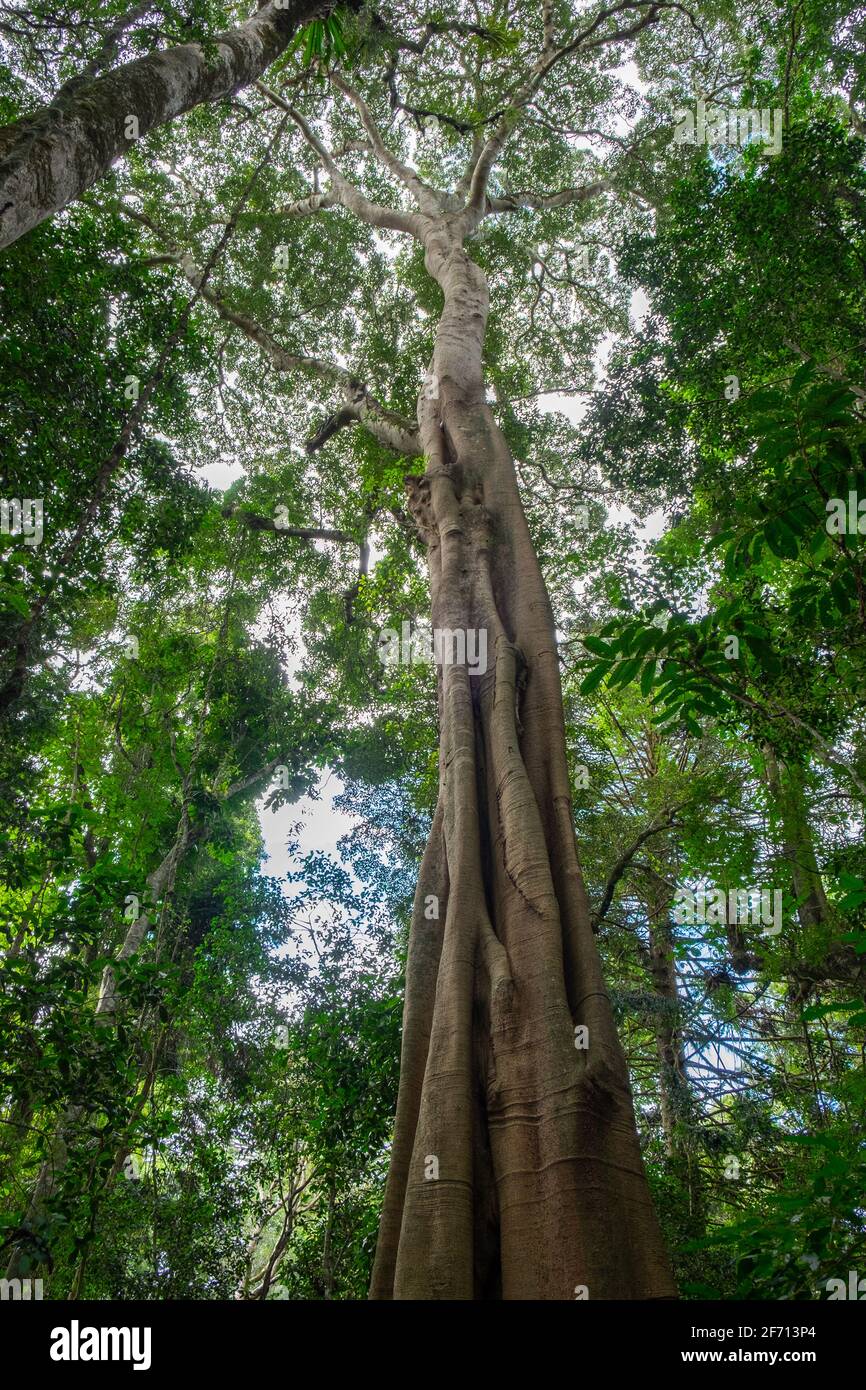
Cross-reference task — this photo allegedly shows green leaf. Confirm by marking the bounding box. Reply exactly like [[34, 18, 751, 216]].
[[607, 656, 643, 688], [764, 518, 799, 560], [580, 663, 611, 695], [790, 359, 818, 393], [582, 635, 613, 657]]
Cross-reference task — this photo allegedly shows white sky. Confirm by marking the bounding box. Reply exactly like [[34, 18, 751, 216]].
[[257, 770, 356, 883]]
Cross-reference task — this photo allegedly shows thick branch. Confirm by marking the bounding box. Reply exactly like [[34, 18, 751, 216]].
[[330, 73, 442, 214], [223, 508, 353, 544], [258, 84, 422, 237], [487, 180, 612, 212], [136, 235, 420, 456], [0, 0, 330, 250], [223, 509, 373, 625]]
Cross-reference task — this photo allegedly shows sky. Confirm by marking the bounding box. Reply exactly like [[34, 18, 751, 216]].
[[257, 770, 356, 883]]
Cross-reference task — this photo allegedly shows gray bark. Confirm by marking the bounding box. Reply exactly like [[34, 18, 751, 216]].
[[0, 0, 325, 250]]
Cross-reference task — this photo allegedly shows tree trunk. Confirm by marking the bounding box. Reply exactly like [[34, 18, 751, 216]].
[[0, 0, 325, 250], [762, 745, 828, 931], [644, 885, 690, 1159], [370, 228, 675, 1300], [762, 746, 866, 998], [640, 868, 706, 1240], [321, 1174, 336, 1300]]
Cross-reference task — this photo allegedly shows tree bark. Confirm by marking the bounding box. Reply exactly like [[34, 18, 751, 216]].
[[370, 225, 675, 1300], [0, 0, 326, 250], [762, 745, 828, 931], [644, 883, 690, 1159], [639, 867, 706, 1240]]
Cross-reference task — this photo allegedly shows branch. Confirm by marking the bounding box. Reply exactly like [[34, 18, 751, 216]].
[[674, 652, 866, 800], [304, 393, 420, 457], [54, 2, 151, 97], [380, 34, 479, 136], [330, 73, 442, 214], [0, 0, 327, 250], [222, 510, 376, 618], [125, 220, 421, 457], [455, 127, 485, 199], [783, 339, 866, 402], [592, 808, 682, 929], [222, 508, 354, 544], [343, 537, 371, 624], [486, 179, 612, 212], [179, 254, 419, 453], [257, 83, 422, 236], [466, 2, 674, 213], [541, 0, 556, 53], [224, 756, 295, 800], [369, 8, 516, 136], [374, 14, 512, 56]]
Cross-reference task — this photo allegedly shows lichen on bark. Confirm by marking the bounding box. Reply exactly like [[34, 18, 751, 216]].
[[0, 0, 326, 250]]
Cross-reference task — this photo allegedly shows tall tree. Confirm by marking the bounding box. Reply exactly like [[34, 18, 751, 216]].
[[3, 0, 866, 1306], [201, 2, 690, 1301]]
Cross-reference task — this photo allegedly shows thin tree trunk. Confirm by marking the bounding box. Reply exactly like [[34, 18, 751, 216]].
[[762, 745, 828, 930], [645, 887, 690, 1158], [640, 868, 706, 1240], [321, 1175, 336, 1300], [762, 745, 866, 998], [0, 0, 325, 250], [370, 228, 675, 1300]]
